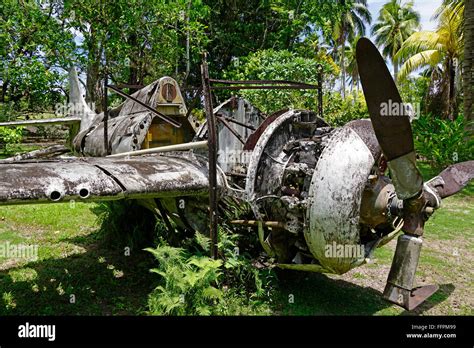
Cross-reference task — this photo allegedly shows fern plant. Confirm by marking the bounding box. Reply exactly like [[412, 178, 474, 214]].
[[146, 229, 275, 316], [146, 243, 223, 315]]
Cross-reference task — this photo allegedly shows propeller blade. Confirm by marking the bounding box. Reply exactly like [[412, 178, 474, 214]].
[[356, 37, 413, 160], [429, 161, 474, 199], [356, 37, 423, 201], [356, 38, 440, 308]]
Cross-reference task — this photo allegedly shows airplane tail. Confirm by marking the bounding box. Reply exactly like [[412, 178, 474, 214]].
[[0, 67, 96, 133], [68, 66, 97, 132]]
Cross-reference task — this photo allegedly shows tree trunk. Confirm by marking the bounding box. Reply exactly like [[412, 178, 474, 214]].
[[127, 33, 139, 95], [352, 75, 357, 103], [1, 81, 8, 103], [85, 27, 102, 113], [340, 34, 346, 99], [447, 58, 456, 120], [185, 0, 191, 83], [463, 0, 474, 133]]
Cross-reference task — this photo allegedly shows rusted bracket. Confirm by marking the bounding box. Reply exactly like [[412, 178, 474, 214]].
[[211, 85, 317, 90], [209, 79, 318, 90], [199, 63, 325, 260], [106, 84, 181, 128], [209, 78, 319, 90], [201, 55, 219, 259]]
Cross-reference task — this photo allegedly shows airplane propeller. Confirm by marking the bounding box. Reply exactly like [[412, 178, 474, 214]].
[[356, 37, 474, 310]]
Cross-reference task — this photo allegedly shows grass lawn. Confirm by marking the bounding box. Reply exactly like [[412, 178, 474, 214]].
[[0, 203, 155, 315], [0, 154, 472, 315]]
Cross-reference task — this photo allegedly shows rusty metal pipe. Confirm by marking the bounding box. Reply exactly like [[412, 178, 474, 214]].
[[201, 56, 219, 259], [106, 140, 207, 158]]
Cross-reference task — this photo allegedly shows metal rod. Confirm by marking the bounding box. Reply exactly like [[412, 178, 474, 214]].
[[106, 84, 181, 128], [217, 114, 256, 130], [110, 83, 145, 90], [216, 116, 245, 145], [211, 85, 318, 90], [317, 64, 323, 119], [230, 220, 285, 229], [155, 199, 177, 241], [209, 78, 317, 88], [201, 55, 219, 260], [106, 140, 207, 158]]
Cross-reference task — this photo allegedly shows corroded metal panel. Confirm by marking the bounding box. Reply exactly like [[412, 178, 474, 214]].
[[79, 112, 153, 156], [118, 77, 187, 117], [305, 126, 375, 274], [0, 160, 123, 205], [86, 154, 213, 198], [0, 153, 216, 206], [73, 76, 196, 157], [215, 98, 262, 173]]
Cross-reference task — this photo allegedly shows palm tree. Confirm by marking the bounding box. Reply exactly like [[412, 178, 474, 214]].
[[461, 0, 473, 133], [396, 4, 464, 119], [333, 0, 372, 98], [371, 0, 420, 82], [345, 35, 361, 97]]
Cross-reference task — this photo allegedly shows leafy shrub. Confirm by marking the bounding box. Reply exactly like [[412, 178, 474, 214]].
[[412, 114, 474, 169], [323, 91, 369, 126], [93, 198, 275, 315], [0, 127, 23, 151], [223, 49, 338, 114]]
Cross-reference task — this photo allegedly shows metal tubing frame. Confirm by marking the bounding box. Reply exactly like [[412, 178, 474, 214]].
[[201, 56, 219, 259], [200, 61, 325, 260]]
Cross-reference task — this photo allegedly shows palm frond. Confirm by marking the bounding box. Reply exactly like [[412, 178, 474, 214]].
[[398, 50, 441, 80]]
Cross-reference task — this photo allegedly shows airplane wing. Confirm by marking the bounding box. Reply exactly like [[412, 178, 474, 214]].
[[0, 117, 81, 127], [0, 152, 215, 206]]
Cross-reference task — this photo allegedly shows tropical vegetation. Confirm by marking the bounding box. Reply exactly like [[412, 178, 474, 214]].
[[0, 0, 473, 316]]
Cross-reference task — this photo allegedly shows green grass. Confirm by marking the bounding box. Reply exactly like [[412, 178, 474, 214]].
[[0, 202, 155, 315], [0, 144, 42, 159], [0, 161, 472, 315]]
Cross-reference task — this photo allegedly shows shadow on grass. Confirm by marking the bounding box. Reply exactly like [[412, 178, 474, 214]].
[[272, 271, 455, 315], [0, 233, 156, 315], [272, 270, 393, 315]]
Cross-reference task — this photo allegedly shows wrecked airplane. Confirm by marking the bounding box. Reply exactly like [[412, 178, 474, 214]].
[[0, 38, 472, 310]]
